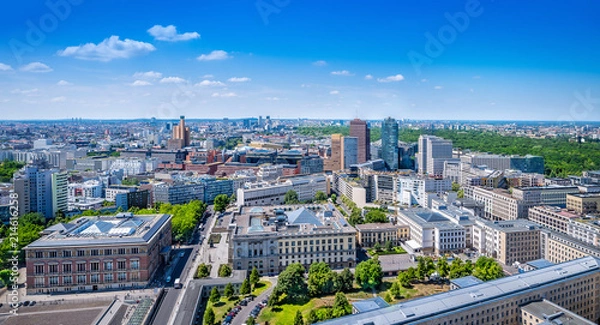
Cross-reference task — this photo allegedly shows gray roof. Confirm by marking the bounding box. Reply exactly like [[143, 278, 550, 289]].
[[450, 275, 483, 289], [352, 297, 390, 314], [317, 256, 600, 325], [287, 208, 323, 226], [524, 259, 555, 270], [25, 214, 171, 248]]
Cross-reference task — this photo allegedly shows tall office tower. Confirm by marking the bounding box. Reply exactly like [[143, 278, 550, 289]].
[[418, 135, 453, 176], [341, 136, 358, 169], [172, 115, 191, 147], [325, 134, 343, 171], [350, 119, 371, 163], [13, 161, 66, 218], [381, 117, 399, 171]]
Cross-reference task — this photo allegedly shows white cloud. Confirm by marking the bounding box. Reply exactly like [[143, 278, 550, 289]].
[[470, 88, 474, 93], [197, 50, 231, 61], [364, 74, 373, 80], [434, 85, 443, 90], [421, 78, 428, 82], [11, 88, 39, 95], [228, 77, 251, 83], [377, 74, 405, 83], [211, 92, 237, 98], [313, 60, 327, 67], [473, 75, 481, 79], [57, 80, 73, 86], [20, 62, 53, 73], [51, 96, 66, 103], [202, 74, 214, 78], [329, 90, 340, 95], [195, 80, 225, 87], [147, 25, 200, 42], [131, 80, 152, 86], [0, 63, 13, 71], [265, 97, 281, 101], [133, 71, 162, 80], [160, 77, 187, 84], [58, 36, 156, 62], [331, 70, 354, 76]]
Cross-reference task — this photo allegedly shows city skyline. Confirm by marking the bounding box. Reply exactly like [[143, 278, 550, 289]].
[[1, 1, 600, 121]]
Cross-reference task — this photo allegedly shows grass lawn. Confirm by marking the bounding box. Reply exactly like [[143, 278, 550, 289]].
[[258, 298, 324, 325], [251, 280, 272, 296], [208, 234, 222, 244], [207, 295, 240, 322], [368, 246, 407, 256]]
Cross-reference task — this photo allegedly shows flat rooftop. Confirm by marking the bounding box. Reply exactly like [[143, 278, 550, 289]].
[[25, 213, 171, 248], [318, 256, 600, 325], [521, 299, 596, 325], [355, 222, 401, 231]]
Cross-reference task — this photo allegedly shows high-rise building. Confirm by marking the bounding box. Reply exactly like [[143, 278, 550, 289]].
[[13, 162, 67, 218], [417, 135, 454, 176], [325, 134, 343, 171], [381, 117, 398, 171], [350, 119, 370, 163], [172, 115, 191, 147], [341, 136, 358, 169]]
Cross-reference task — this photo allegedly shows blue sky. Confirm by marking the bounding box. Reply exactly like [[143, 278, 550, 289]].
[[1, 0, 599, 121]]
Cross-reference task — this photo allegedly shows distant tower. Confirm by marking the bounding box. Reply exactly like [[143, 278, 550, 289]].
[[172, 115, 191, 147], [381, 117, 399, 171], [350, 118, 370, 163]]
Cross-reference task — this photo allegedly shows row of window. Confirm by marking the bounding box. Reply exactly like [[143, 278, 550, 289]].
[[34, 247, 140, 259], [34, 260, 139, 274], [280, 237, 351, 246], [36, 272, 137, 287]]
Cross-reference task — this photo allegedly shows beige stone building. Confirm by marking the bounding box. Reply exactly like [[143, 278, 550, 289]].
[[567, 193, 600, 215], [355, 222, 409, 248]]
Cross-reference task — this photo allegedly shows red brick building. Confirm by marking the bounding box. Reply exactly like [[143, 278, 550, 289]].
[[24, 213, 172, 294]]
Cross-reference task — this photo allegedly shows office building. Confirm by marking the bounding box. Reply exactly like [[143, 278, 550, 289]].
[[461, 153, 545, 174], [397, 173, 452, 207], [567, 193, 600, 214], [341, 136, 358, 169], [24, 213, 172, 294], [319, 256, 600, 325], [473, 219, 542, 265], [397, 208, 467, 254], [299, 155, 324, 175], [229, 205, 356, 275], [68, 180, 103, 199], [153, 182, 204, 205], [542, 231, 600, 263], [51, 172, 68, 217], [236, 174, 327, 206], [325, 134, 343, 171], [417, 135, 455, 176], [381, 117, 399, 171], [528, 205, 579, 234], [349, 119, 370, 163], [521, 299, 596, 325]]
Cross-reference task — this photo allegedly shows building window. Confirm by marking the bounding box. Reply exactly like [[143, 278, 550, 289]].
[[63, 276, 72, 285], [62, 263, 72, 274], [131, 260, 139, 270], [63, 250, 72, 258], [117, 260, 126, 270], [49, 264, 58, 274], [104, 249, 112, 256], [118, 272, 127, 282], [77, 275, 86, 284], [118, 248, 126, 255], [90, 262, 100, 272], [91, 249, 99, 256], [35, 252, 44, 259], [49, 276, 59, 286], [77, 250, 85, 257], [104, 273, 113, 282], [91, 274, 100, 283], [49, 251, 57, 258], [131, 247, 139, 254], [104, 261, 113, 271], [77, 263, 86, 272]]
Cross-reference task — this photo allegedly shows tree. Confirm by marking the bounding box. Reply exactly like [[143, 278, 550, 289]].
[[451, 182, 461, 192], [405, 267, 417, 283], [339, 268, 354, 292], [355, 259, 383, 290], [275, 263, 308, 302], [246, 316, 256, 325], [384, 291, 393, 303], [294, 310, 305, 325], [306, 310, 318, 325], [224, 282, 234, 298], [473, 256, 504, 281], [390, 281, 402, 298], [364, 209, 388, 223], [214, 194, 230, 213], [457, 189, 464, 199], [209, 287, 221, 303], [284, 190, 300, 204], [373, 242, 382, 252], [197, 263, 210, 278], [397, 272, 411, 288], [308, 262, 337, 296], [0, 269, 12, 287], [416, 256, 427, 280], [204, 307, 215, 325], [250, 267, 260, 287], [218, 264, 232, 277], [314, 191, 327, 202], [330, 193, 337, 203], [240, 278, 251, 295], [437, 258, 449, 279], [332, 292, 351, 318], [385, 240, 393, 252]]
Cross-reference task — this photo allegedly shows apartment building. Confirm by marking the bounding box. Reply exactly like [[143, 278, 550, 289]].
[[542, 231, 600, 264], [355, 222, 409, 248], [320, 256, 600, 325], [24, 213, 172, 294], [229, 205, 356, 275], [397, 174, 452, 207], [528, 205, 579, 233], [236, 174, 327, 206]]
